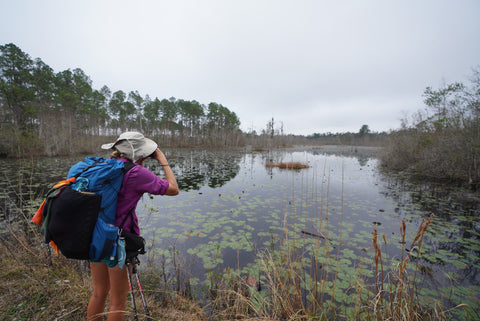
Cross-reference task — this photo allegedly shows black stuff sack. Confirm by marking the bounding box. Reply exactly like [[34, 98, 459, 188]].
[[120, 230, 146, 259], [46, 186, 102, 259]]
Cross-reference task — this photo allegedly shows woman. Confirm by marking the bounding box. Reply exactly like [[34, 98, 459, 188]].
[[87, 132, 179, 321]]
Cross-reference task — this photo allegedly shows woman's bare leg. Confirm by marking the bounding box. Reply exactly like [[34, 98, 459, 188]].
[[87, 262, 110, 321], [106, 264, 129, 321]]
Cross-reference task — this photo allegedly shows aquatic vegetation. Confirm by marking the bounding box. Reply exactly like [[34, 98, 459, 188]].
[[265, 161, 310, 169]]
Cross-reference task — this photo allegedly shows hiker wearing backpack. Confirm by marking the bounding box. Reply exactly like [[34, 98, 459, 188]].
[[87, 132, 179, 321]]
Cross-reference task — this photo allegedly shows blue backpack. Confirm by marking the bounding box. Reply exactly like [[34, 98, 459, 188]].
[[39, 157, 135, 260]]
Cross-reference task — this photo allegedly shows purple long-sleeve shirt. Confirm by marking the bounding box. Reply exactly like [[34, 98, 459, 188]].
[[115, 159, 170, 234]]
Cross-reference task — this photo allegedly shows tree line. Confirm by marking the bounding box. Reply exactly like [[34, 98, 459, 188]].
[[3, 43, 478, 189], [0, 43, 393, 157], [0, 43, 243, 156]]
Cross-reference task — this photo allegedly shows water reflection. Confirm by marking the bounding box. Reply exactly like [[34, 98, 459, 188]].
[[309, 145, 378, 167], [160, 150, 242, 191]]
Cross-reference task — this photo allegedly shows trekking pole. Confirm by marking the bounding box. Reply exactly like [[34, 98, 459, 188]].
[[131, 256, 152, 321], [126, 262, 139, 321]]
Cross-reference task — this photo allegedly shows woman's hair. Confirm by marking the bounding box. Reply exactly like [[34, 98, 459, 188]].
[[110, 149, 130, 160]]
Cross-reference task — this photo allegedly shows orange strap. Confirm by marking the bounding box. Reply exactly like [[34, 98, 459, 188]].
[[32, 177, 77, 254], [31, 199, 46, 226], [50, 240, 59, 255], [32, 177, 76, 226], [53, 177, 76, 189]]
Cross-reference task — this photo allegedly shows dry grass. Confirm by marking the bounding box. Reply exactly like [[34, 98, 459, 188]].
[[0, 229, 91, 320], [369, 214, 448, 321]]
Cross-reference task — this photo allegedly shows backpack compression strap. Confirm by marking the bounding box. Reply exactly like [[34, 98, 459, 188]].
[[74, 158, 103, 179]]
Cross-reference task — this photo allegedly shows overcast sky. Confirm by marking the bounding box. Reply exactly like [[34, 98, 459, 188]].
[[1, 1, 479, 135]]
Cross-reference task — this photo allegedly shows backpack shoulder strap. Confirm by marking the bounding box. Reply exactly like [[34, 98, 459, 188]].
[[119, 208, 134, 230], [118, 161, 137, 230], [122, 161, 136, 173]]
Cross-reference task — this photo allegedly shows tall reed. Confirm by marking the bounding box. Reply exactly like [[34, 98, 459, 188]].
[[370, 214, 439, 321]]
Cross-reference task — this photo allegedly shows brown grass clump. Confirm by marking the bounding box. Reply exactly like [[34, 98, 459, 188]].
[[0, 229, 91, 320], [265, 162, 309, 169]]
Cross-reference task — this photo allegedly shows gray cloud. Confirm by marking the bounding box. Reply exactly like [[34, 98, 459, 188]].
[[1, 0, 479, 135]]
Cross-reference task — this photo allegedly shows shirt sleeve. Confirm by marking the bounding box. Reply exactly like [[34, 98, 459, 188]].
[[128, 165, 170, 195]]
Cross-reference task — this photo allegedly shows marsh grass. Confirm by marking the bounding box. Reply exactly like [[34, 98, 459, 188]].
[[368, 214, 448, 321]]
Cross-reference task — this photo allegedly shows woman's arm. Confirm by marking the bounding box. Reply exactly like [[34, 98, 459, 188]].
[[152, 148, 179, 196]]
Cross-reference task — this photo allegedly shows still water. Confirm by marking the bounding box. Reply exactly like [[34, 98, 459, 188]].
[[1, 147, 479, 312]]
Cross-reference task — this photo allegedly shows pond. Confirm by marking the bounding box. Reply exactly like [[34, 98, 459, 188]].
[[1, 146, 479, 315]]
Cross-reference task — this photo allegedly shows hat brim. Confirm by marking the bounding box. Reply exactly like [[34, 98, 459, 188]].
[[101, 142, 116, 150]]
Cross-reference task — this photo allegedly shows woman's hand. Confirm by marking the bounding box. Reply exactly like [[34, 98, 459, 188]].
[[137, 149, 165, 167], [151, 148, 168, 163]]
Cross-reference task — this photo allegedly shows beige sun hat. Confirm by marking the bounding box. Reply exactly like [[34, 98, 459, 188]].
[[101, 132, 157, 162]]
